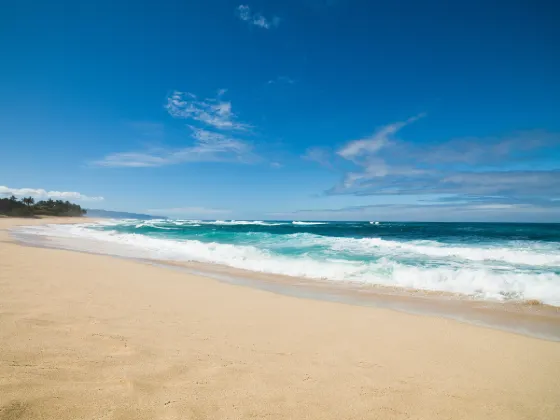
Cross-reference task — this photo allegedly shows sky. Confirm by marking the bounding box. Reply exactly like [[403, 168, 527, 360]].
[[1, 0, 559, 222]]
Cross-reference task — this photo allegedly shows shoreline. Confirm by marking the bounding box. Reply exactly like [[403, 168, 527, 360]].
[[157, 260, 560, 341], [2, 217, 560, 419], [9, 218, 560, 342]]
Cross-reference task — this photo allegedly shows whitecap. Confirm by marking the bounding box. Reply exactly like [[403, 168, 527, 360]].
[[292, 221, 327, 225]]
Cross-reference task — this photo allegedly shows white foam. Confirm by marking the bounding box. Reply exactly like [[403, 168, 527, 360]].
[[165, 220, 287, 226], [210, 220, 284, 226], [106, 219, 286, 227], [330, 236, 560, 267], [292, 221, 327, 225], [135, 221, 173, 228], [14, 223, 560, 306], [276, 233, 560, 267]]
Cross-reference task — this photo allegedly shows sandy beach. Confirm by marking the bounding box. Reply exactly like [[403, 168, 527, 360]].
[[1, 218, 560, 420]]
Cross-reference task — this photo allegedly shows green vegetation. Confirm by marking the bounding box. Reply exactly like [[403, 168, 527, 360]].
[[0, 196, 87, 217]]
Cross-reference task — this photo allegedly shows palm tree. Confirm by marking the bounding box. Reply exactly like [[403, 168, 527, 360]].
[[9, 195, 17, 203], [22, 197, 35, 208]]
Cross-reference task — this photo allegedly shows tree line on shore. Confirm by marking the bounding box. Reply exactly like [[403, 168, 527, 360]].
[[0, 196, 87, 217]]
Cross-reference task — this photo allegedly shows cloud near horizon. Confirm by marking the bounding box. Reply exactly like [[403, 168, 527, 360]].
[[324, 116, 560, 204], [236, 5, 280, 29], [269, 198, 560, 222], [0, 186, 104, 202]]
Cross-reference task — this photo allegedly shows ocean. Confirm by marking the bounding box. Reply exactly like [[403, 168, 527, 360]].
[[16, 219, 560, 307]]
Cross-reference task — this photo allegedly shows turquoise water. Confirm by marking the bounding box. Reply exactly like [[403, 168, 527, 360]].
[[21, 220, 560, 305]]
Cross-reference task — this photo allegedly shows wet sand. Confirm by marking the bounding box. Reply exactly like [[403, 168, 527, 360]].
[[162, 259, 560, 341]]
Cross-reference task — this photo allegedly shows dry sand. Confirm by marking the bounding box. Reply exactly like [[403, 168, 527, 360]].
[[1, 217, 559, 419]]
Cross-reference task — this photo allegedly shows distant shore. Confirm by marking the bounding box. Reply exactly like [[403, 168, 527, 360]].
[[1, 217, 560, 419]]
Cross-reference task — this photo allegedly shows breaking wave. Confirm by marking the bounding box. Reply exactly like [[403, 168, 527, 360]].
[[14, 220, 560, 306]]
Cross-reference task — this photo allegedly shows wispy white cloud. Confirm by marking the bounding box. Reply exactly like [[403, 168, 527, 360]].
[[338, 113, 425, 162], [270, 162, 283, 168], [414, 129, 560, 165], [96, 89, 261, 168], [302, 147, 333, 168], [166, 91, 251, 131], [93, 127, 257, 168], [333, 114, 427, 189], [94, 152, 168, 168], [267, 76, 295, 85], [0, 186, 104, 202], [236, 5, 279, 29]]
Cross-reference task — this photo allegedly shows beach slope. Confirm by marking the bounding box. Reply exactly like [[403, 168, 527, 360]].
[[1, 218, 559, 419]]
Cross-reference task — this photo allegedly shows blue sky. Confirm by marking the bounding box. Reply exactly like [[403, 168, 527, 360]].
[[1, 0, 559, 221]]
